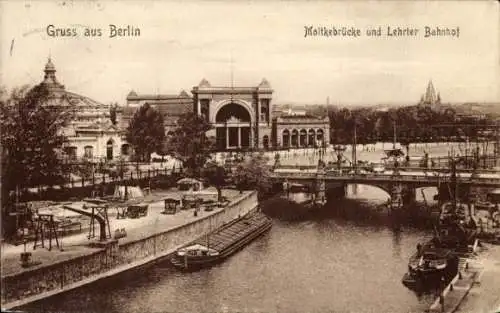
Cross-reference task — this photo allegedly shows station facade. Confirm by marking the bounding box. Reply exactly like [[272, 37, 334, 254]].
[[275, 115, 330, 148], [191, 78, 330, 150]]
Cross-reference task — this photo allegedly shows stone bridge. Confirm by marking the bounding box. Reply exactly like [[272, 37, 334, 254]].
[[269, 167, 500, 210]]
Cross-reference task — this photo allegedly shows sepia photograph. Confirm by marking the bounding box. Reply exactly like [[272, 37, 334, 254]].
[[1, 1, 499, 312]]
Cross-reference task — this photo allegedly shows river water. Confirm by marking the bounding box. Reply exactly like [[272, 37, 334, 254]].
[[23, 185, 442, 313]]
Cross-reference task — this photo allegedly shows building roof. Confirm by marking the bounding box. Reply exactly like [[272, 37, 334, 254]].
[[40, 57, 65, 93], [65, 91, 109, 108], [45, 58, 56, 72], [120, 99, 192, 127], [38, 58, 110, 114], [198, 78, 211, 88], [276, 114, 329, 125], [258, 78, 271, 89], [127, 90, 192, 101], [279, 114, 324, 120], [192, 79, 274, 94], [148, 101, 192, 116]]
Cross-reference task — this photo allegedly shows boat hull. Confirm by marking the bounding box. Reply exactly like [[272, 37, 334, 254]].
[[171, 213, 272, 271], [402, 255, 459, 291]]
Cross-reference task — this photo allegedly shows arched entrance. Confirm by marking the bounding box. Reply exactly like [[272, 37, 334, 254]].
[[282, 129, 290, 148], [263, 135, 269, 150], [106, 139, 114, 160], [215, 102, 251, 150]]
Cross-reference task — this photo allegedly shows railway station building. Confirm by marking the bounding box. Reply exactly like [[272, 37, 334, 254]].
[[191, 78, 330, 150]]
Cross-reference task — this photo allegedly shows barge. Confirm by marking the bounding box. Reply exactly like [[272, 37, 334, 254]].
[[171, 211, 272, 270]]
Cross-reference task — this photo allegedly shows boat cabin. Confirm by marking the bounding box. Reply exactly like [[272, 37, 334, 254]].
[[177, 244, 219, 257]]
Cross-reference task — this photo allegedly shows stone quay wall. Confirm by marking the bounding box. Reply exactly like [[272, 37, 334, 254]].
[[2, 191, 258, 309]]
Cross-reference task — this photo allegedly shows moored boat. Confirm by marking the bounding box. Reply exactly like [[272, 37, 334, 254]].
[[171, 211, 272, 270], [403, 157, 474, 291], [402, 242, 459, 290]]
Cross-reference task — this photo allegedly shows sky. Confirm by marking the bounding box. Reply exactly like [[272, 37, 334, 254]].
[[1, 0, 499, 106]]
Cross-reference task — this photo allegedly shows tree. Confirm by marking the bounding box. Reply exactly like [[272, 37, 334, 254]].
[[72, 160, 95, 180], [1, 84, 71, 232], [203, 161, 226, 202], [166, 112, 214, 177], [231, 152, 271, 195], [125, 103, 165, 162]]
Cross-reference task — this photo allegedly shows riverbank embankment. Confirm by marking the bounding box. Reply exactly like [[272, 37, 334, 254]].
[[428, 242, 500, 313], [454, 243, 500, 313], [1, 190, 258, 310]]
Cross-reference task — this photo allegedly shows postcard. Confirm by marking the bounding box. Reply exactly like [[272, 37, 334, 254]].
[[1, 1, 499, 313]]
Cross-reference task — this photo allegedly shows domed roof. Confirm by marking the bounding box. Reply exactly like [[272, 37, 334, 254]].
[[179, 90, 190, 97], [127, 90, 138, 98]]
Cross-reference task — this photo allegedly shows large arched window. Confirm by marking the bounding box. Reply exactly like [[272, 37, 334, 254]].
[[106, 139, 114, 160], [282, 129, 290, 148], [316, 129, 324, 144], [299, 129, 307, 147], [308, 129, 316, 147], [215, 102, 251, 123], [291, 129, 299, 147], [84, 145, 94, 159], [121, 144, 130, 156]]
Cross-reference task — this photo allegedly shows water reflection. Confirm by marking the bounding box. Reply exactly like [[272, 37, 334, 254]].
[[392, 228, 402, 259]]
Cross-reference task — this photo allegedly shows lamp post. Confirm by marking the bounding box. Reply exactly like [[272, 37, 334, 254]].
[[352, 119, 357, 174]]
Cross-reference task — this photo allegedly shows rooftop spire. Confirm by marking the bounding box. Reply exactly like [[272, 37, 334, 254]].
[[230, 51, 234, 102], [42, 57, 65, 92], [423, 80, 437, 105], [230, 52, 234, 90]]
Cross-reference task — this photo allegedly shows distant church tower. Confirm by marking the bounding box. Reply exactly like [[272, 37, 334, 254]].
[[419, 80, 441, 107]]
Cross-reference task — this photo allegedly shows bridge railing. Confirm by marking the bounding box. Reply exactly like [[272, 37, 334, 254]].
[[269, 171, 500, 185], [275, 164, 499, 174]]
